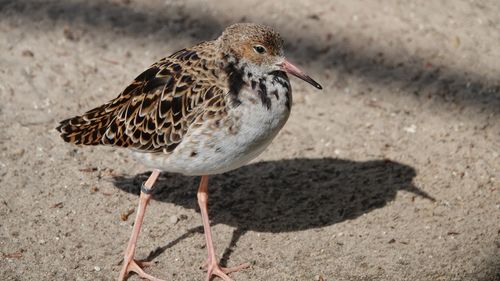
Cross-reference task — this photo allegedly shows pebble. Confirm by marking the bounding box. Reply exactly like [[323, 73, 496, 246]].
[[63, 27, 79, 41], [169, 215, 179, 225], [22, 50, 34, 57], [403, 124, 417, 134], [12, 148, 25, 157], [94, 266, 101, 272]]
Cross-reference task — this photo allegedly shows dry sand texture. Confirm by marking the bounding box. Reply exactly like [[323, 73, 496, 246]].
[[0, 0, 499, 280]]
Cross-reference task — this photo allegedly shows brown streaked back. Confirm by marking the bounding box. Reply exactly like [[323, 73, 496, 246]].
[[56, 43, 226, 154]]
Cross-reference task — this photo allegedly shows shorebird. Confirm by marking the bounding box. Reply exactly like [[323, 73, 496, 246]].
[[57, 23, 322, 281]]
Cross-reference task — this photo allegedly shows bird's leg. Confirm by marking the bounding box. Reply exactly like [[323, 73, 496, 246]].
[[118, 169, 166, 281], [197, 176, 250, 281]]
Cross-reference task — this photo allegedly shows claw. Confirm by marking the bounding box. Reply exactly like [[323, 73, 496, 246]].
[[119, 259, 166, 281]]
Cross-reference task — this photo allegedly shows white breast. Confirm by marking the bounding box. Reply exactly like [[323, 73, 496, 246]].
[[135, 74, 292, 176]]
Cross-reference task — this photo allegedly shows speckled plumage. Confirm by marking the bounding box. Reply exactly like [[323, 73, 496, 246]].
[[57, 41, 227, 153], [57, 23, 298, 175], [56, 23, 322, 281]]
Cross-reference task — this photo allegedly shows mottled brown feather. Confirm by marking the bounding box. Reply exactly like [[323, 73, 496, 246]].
[[57, 42, 227, 154]]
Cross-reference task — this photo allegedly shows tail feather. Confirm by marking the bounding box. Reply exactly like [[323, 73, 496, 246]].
[[56, 104, 114, 146]]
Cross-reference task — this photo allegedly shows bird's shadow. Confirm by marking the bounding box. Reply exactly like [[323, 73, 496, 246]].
[[113, 157, 434, 265]]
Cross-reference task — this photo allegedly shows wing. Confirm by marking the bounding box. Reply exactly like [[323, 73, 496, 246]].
[[56, 48, 226, 153]]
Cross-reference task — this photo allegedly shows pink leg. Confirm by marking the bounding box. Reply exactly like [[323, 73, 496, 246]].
[[118, 169, 166, 281], [197, 176, 250, 281]]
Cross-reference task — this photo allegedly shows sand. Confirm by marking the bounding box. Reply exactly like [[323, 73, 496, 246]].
[[0, 0, 499, 280]]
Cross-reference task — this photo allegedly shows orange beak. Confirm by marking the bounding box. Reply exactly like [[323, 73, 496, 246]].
[[278, 59, 322, 90]]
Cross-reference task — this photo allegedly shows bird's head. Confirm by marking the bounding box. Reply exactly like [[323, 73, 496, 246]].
[[219, 23, 322, 90]]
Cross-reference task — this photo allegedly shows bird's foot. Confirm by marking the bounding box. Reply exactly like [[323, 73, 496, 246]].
[[202, 259, 251, 281], [118, 258, 166, 281]]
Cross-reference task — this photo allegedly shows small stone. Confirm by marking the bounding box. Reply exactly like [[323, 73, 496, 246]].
[[21, 50, 34, 57], [94, 266, 101, 272], [12, 148, 25, 157], [120, 208, 135, 221], [63, 27, 79, 41], [308, 14, 320, 21], [169, 215, 179, 225], [403, 124, 417, 134], [51, 202, 64, 208]]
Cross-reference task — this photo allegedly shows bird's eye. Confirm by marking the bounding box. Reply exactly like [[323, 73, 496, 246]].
[[253, 45, 266, 54]]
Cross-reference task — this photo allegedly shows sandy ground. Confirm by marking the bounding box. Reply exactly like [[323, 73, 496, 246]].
[[0, 0, 499, 280]]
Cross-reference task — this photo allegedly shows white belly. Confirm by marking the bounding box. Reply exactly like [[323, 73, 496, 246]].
[[135, 86, 291, 175]]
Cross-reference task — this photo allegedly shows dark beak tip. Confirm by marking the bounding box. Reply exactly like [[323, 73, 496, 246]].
[[279, 59, 323, 90], [307, 76, 323, 90]]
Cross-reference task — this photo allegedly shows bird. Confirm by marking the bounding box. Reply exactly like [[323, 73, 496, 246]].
[[56, 23, 322, 281]]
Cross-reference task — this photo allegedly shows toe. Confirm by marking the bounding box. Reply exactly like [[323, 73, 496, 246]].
[[221, 262, 251, 274]]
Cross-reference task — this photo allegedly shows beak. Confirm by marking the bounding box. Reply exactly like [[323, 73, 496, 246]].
[[278, 59, 323, 90]]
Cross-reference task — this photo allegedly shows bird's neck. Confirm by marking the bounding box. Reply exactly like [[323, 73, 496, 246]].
[[220, 53, 292, 110]]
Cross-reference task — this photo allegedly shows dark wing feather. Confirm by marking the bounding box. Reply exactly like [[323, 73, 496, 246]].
[[56, 49, 226, 153]]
